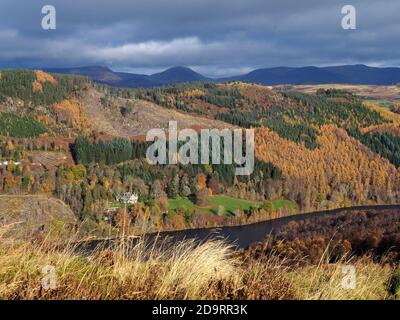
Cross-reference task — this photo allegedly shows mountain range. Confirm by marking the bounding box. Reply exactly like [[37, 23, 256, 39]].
[[44, 64, 400, 88]]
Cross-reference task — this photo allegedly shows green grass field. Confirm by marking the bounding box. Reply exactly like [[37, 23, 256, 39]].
[[168, 197, 196, 210], [209, 196, 261, 215], [271, 198, 298, 210], [168, 195, 297, 216]]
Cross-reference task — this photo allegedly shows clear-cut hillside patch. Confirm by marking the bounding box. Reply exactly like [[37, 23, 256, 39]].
[[81, 88, 235, 139], [0, 195, 76, 239]]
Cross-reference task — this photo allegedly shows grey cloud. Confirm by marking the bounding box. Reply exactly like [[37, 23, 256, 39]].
[[0, 0, 399, 76]]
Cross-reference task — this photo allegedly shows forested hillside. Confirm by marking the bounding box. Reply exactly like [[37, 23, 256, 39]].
[[245, 207, 400, 265], [2, 70, 400, 236], [130, 82, 400, 211], [0, 70, 91, 137], [0, 70, 88, 106]]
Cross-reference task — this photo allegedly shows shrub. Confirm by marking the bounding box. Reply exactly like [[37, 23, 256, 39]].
[[195, 189, 210, 207]]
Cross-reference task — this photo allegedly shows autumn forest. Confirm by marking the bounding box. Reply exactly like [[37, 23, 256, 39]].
[[1, 70, 400, 238]]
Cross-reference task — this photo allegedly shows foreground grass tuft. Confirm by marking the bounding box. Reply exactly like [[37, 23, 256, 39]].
[[0, 233, 295, 300], [0, 227, 395, 300]]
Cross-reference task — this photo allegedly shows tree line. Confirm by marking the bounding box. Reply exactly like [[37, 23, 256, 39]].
[[71, 136, 148, 165]]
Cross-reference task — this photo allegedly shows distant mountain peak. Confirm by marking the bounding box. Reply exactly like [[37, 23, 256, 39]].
[[43, 64, 400, 87], [165, 66, 192, 71], [150, 66, 209, 84], [45, 65, 121, 82]]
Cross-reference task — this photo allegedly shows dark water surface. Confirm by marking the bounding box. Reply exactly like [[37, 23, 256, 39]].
[[79, 204, 400, 253]]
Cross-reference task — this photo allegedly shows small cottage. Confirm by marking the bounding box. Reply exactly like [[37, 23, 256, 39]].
[[116, 192, 139, 205]]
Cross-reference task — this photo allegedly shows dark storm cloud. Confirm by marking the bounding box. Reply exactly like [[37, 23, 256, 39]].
[[0, 0, 399, 76]]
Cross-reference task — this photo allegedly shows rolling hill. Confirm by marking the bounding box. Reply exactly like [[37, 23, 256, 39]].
[[149, 66, 211, 85], [45, 64, 400, 87], [45, 66, 122, 83], [236, 66, 342, 85], [234, 65, 400, 85], [46, 66, 211, 88], [3, 69, 400, 234]]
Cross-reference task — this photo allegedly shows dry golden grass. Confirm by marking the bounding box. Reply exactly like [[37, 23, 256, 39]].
[[0, 226, 396, 300], [287, 258, 392, 300], [0, 228, 294, 300]]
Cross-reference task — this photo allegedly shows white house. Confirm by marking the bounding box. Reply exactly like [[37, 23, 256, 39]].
[[0, 160, 21, 168], [116, 192, 139, 205]]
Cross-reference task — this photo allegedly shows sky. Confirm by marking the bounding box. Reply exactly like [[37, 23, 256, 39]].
[[0, 0, 399, 77]]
